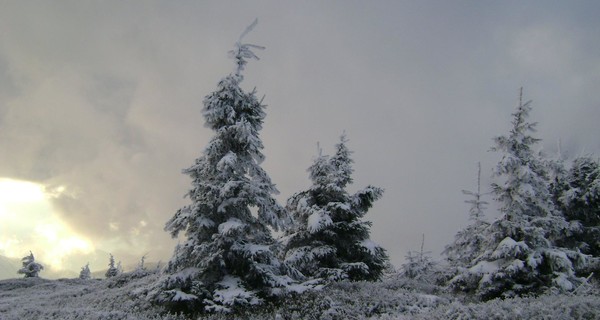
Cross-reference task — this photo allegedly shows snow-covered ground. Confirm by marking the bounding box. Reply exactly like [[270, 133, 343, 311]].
[[0, 273, 173, 320], [1, 271, 598, 319]]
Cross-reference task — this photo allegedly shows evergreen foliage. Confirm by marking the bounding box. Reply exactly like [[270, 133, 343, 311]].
[[17, 251, 43, 278], [401, 235, 439, 283], [557, 156, 600, 257], [106, 254, 120, 278], [79, 263, 91, 280], [153, 20, 296, 313], [448, 89, 589, 299], [282, 135, 388, 282]]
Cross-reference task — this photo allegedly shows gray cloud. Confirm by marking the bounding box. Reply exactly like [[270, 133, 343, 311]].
[[0, 1, 599, 270]]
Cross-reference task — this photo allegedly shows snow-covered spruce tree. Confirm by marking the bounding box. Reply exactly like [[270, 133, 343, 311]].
[[448, 89, 588, 299], [443, 162, 489, 268], [17, 251, 43, 278], [283, 135, 388, 282], [106, 254, 119, 278], [401, 235, 439, 283], [557, 156, 600, 258], [153, 20, 296, 313], [79, 263, 91, 280]]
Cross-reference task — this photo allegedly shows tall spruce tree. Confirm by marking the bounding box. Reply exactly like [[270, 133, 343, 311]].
[[448, 89, 588, 299], [153, 20, 295, 313], [283, 135, 388, 282]]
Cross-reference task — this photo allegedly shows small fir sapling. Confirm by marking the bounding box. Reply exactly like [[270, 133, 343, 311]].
[[443, 162, 489, 267], [401, 234, 438, 283], [106, 254, 120, 278], [79, 263, 91, 280], [17, 251, 43, 278]]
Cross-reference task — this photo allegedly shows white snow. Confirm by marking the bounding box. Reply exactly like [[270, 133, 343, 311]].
[[212, 275, 262, 308], [171, 289, 197, 301], [197, 217, 216, 228], [0, 271, 598, 319], [491, 237, 529, 259], [552, 272, 574, 291], [360, 239, 380, 255], [216, 151, 238, 172], [218, 218, 245, 235], [307, 210, 332, 233], [469, 260, 500, 275], [244, 244, 270, 256]]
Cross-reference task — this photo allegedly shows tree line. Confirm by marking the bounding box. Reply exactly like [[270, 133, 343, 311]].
[[11, 21, 598, 316]]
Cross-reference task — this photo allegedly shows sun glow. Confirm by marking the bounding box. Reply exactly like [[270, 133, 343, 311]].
[[0, 178, 45, 205], [0, 178, 95, 273]]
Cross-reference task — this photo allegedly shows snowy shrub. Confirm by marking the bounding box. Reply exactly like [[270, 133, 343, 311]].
[[410, 293, 600, 320]]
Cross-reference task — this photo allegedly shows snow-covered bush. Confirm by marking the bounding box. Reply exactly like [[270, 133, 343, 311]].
[[409, 293, 600, 320], [17, 251, 43, 278]]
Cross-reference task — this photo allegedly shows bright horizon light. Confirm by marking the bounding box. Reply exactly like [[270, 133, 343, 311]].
[[0, 178, 95, 272], [0, 178, 46, 204]]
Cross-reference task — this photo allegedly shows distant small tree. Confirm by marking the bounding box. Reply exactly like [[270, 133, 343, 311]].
[[105, 254, 119, 278], [133, 254, 150, 277], [401, 235, 438, 283], [138, 254, 147, 271], [17, 251, 43, 278], [79, 263, 91, 280]]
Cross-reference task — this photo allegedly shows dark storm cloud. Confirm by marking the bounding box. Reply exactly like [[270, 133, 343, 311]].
[[0, 1, 599, 270]]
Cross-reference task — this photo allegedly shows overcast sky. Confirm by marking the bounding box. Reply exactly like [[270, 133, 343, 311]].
[[1, 1, 599, 277]]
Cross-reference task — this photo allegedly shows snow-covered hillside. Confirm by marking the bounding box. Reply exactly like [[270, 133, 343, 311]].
[[0, 256, 19, 280], [1, 271, 598, 319]]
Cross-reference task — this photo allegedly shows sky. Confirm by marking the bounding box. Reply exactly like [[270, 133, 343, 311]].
[[0, 1, 599, 278]]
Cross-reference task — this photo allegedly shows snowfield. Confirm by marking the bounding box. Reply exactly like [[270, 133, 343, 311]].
[[1, 271, 598, 319]]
